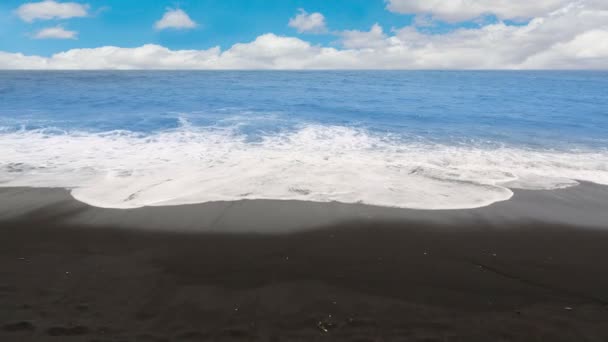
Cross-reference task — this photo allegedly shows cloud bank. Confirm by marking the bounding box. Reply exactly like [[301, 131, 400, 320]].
[[16, 0, 89, 22], [2, 0, 607, 69]]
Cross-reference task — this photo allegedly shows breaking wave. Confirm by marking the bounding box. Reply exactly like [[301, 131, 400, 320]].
[[1, 124, 607, 209]]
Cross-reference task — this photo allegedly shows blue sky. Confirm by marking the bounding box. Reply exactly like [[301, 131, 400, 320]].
[[0, 0, 606, 69], [1, 0, 423, 56]]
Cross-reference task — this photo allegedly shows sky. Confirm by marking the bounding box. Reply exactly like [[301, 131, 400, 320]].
[[0, 0, 607, 69]]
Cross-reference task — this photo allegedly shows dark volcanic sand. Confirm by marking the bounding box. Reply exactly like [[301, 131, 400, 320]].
[[1, 186, 608, 341]]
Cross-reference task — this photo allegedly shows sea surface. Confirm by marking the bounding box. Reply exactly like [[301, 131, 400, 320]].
[[1, 71, 607, 209]]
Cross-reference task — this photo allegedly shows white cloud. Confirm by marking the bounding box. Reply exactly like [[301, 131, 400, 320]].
[[1, 1, 607, 70], [521, 29, 608, 69], [288, 9, 327, 33], [16, 0, 88, 22], [413, 15, 436, 28], [341, 24, 387, 49], [33, 26, 77, 39], [155, 8, 197, 30], [387, 0, 573, 22]]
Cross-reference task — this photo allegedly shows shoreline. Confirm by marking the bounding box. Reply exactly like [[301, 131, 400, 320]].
[[2, 181, 608, 233], [2, 183, 608, 340]]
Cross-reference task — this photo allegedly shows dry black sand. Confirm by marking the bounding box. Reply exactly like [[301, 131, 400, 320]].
[[1, 185, 608, 341]]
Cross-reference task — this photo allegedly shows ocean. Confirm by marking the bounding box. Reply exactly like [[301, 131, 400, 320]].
[[1, 71, 607, 209]]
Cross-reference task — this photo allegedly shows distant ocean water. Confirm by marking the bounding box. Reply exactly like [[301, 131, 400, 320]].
[[1, 71, 607, 209]]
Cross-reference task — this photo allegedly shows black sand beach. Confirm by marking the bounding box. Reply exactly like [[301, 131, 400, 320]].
[[1, 184, 608, 341]]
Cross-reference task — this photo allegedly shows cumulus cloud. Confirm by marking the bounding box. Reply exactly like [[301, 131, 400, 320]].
[[1, 0, 607, 70], [412, 15, 436, 28], [288, 9, 327, 33], [521, 29, 608, 69], [155, 8, 197, 30], [16, 0, 88, 22], [33, 26, 77, 39], [341, 24, 388, 49], [386, 0, 581, 22]]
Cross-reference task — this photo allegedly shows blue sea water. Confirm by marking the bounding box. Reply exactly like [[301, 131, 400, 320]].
[[1, 71, 607, 209], [2, 71, 608, 147]]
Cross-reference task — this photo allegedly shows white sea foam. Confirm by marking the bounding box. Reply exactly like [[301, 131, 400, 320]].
[[1, 124, 607, 209]]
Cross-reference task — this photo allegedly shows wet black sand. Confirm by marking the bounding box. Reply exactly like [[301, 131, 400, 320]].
[[1, 185, 608, 341]]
